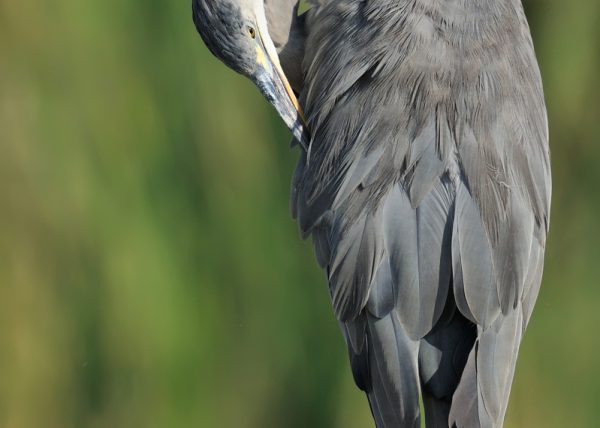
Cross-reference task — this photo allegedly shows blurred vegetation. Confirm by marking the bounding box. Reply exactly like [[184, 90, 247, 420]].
[[0, 0, 598, 427]]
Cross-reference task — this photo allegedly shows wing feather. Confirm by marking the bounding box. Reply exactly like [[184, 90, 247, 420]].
[[329, 208, 384, 321], [453, 180, 500, 329]]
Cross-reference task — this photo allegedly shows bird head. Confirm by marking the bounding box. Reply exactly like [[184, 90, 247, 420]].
[[192, 0, 309, 149]]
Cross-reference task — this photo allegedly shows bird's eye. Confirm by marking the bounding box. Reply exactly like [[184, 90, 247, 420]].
[[247, 26, 256, 39]]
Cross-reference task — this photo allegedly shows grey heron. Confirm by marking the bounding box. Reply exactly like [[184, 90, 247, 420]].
[[192, 0, 551, 426]]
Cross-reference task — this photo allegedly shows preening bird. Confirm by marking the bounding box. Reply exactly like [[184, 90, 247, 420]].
[[192, 0, 551, 426]]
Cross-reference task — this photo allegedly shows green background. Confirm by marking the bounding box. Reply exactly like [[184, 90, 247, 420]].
[[0, 0, 598, 427]]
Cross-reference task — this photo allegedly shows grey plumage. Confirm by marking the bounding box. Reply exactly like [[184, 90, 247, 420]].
[[264, 0, 306, 90], [192, 0, 551, 426]]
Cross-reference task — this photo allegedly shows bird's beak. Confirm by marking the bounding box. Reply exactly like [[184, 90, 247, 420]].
[[253, 26, 310, 150]]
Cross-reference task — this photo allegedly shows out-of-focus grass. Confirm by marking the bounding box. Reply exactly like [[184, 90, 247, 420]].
[[0, 0, 598, 427]]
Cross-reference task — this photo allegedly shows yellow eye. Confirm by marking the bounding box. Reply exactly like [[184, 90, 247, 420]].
[[247, 26, 256, 39]]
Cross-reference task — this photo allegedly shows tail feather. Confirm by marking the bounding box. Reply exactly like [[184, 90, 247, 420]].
[[448, 346, 481, 428], [365, 312, 421, 428], [449, 308, 523, 428], [421, 392, 451, 428], [419, 296, 476, 427]]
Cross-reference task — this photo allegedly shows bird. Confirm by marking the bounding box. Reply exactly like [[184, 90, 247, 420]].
[[192, 0, 551, 426]]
